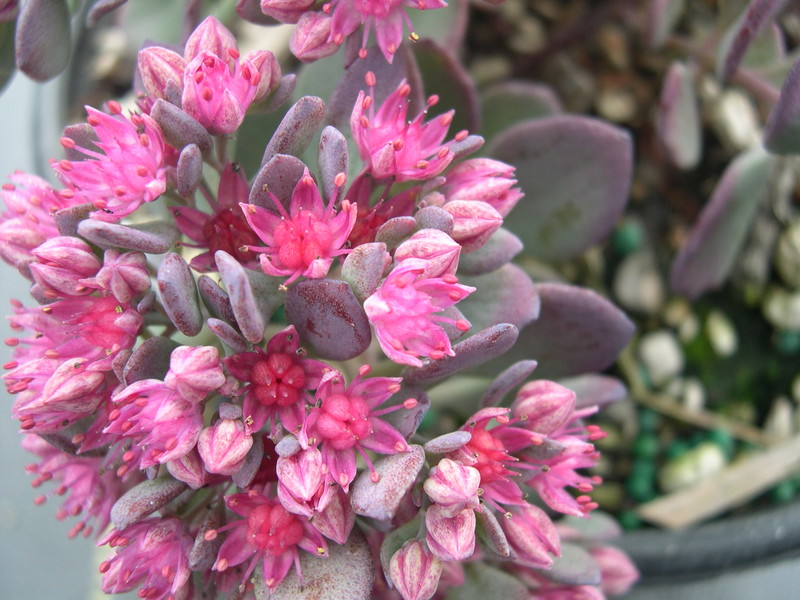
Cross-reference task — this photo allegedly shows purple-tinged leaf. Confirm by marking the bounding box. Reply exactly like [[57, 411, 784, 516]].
[[0, 23, 14, 94], [656, 61, 701, 170], [261, 96, 326, 167], [61, 124, 98, 162], [379, 516, 421, 585], [123, 337, 179, 385], [318, 125, 349, 202], [263, 529, 373, 600], [547, 543, 602, 586], [54, 204, 93, 237], [216, 250, 282, 344], [207, 318, 248, 355], [150, 99, 213, 156], [670, 148, 771, 298], [476, 507, 512, 558], [558, 374, 628, 410], [285, 280, 371, 360], [494, 283, 634, 379], [449, 563, 528, 600], [411, 38, 480, 134], [458, 228, 524, 276], [717, 0, 789, 82], [112, 349, 131, 383], [450, 134, 484, 161], [249, 153, 306, 210], [262, 73, 297, 113], [383, 385, 430, 439], [765, 56, 800, 154], [480, 360, 538, 408], [188, 508, 223, 571], [197, 275, 236, 325], [557, 511, 622, 544], [375, 216, 418, 249], [157, 253, 202, 336], [110, 477, 187, 530], [415, 206, 455, 235], [87, 0, 129, 26], [404, 323, 519, 386], [275, 434, 301, 458], [232, 432, 264, 489], [235, 0, 278, 25], [480, 81, 562, 141], [176, 144, 203, 198], [488, 116, 632, 261], [350, 445, 425, 520], [15, 0, 70, 81], [647, 0, 686, 48], [77, 219, 179, 254], [327, 45, 423, 130], [458, 264, 540, 332], [341, 242, 391, 302], [137, 291, 156, 315], [424, 431, 472, 454], [409, 0, 468, 50]]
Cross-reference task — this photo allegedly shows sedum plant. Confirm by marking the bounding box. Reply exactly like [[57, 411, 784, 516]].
[[1, 2, 640, 599]]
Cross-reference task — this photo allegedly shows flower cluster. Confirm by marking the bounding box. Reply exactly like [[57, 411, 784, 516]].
[[1, 13, 637, 600]]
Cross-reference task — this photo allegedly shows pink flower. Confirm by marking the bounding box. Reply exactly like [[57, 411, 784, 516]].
[[164, 345, 226, 403], [500, 504, 561, 568], [590, 545, 640, 596], [290, 12, 339, 63], [363, 257, 474, 367], [0, 173, 80, 274], [197, 414, 253, 475], [241, 169, 356, 285], [29, 236, 101, 297], [511, 380, 578, 441], [389, 539, 443, 600], [53, 102, 167, 222], [351, 79, 461, 182], [525, 442, 602, 517], [300, 365, 412, 490], [210, 490, 328, 591], [276, 446, 336, 518], [325, 0, 447, 62], [224, 325, 331, 435], [345, 173, 417, 246], [81, 249, 151, 303], [424, 505, 476, 561], [99, 517, 193, 600], [423, 458, 481, 518], [439, 158, 523, 217], [170, 162, 261, 271], [23, 434, 126, 539]]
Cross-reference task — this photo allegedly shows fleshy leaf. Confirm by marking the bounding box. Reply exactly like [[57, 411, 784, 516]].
[[546, 542, 602, 586], [557, 511, 622, 543], [476, 507, 512, 558], [262, 530, 373, 600], [656, 61, 701, 170], [341, 242, 391, 302], [350, 445, 425, 520], [382, 385, 430, 439], [647, 0, 686, 47], [764, 56, 800, 154], [197, 275, 237, 324], [232, 432, 265, 489], [216, 250, 282, 344], [318, 125, 349, 202], [157, 253, 203, 336], [207, 318, 248, 354], [489, 283, 633, 379], [123, 337, 179, 384], [261, 96, 326, 167], [415, 206, 455, 235], [458, 228, 524, 276], [15, 0, 71, 81], [285, 279, 371, 360], [670, 147, 772, 298], [480, 360, 538, 408], [150, 99, 213, 157], [716, 0, 789, 82], [404, 323, 519, 386], [249, 153, 307, 210], [110, 477, 187, 530], [188, 509, 223, 571], [557, 374, 628, 410], [86, 0, 129, 26], [379, 516, 421, 585], [480, 81, 562, 142], [375, 216, 418, 249], [411, 38, 480, 134], [458, 264, 540, 332], [445, 563, 527, 600], [0, 22, 14, 94], [488, 115, 632, 261], [54, 204, 94, 237], [408, 0, 468, 51], [77, 219, 179, 254], [176, 144, 203, 198], [424, 431, 472, 454], [61, 123, 98, 162]]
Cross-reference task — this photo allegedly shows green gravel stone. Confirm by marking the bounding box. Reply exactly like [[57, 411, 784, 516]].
[[613, 221, 644, 256], [665, 439, 690, 460], [775, 330, 800, 355], [771, 481, 796, 504], [632, 433, 660, 458], [637, 408, 661, 432], [707, 428, 735, 458], [618, 510, 641, 530]]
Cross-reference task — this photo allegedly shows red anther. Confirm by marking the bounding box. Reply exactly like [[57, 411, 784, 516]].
[[164, 437, 178, 451], [202, 88, 213, 101], [60, 137, 76, 149], [241, 65, 251, 81], [59, 189, 75, 199], [496, 415, 510, 424], [333, 32, 344, 44], [399, 83, 411, 97], [131, 114, 143, 126], [442, 273, 458, 284], [20, 418, 35, 431], [228, 48, 240, 60], [136, 166, 148, 177], [429, 350, 445, 360], [455, 129, 468, 141], [108, 408, 121, 421], [416, 160, 429, 169], [204, 529, 218, 541], [370, 471, 380, 483], [139, 133, 150, 147], [455, 319, 471, 332], [387, 382, 401, 394], [448, 290, 463, 301], [55, 508, 68, 519], [215, 558, 229, 572], [436, 147, 450, 159], [322, 2, 332, 12], [362, 96, 373, 110], [577, 482, 594, 493], [360, 116, 370, 128], [392, 139, 405, 150], [108, 101, 122, 115], [55, 485, 67, 496], [439, 113, 453, 127], [403, 398, 418, 409], [203, 57, 215, 68], [87, 115, 101, 127], [114, 186, 127, 197], [2, 183, 14, 190], [393, 441, 407, 452], [122, 451, 135, 462], [34, 495, 47, 505], [121, 420, 133, 432], [387, 43, 397, 54], [365, 71, 376, 87], [99, 560, 111, 574], [194, 71, 204, 84], [334, 172, 347, 187], [358, 364, 371, 376], [576, 495, 592, 504], [43, 349, 59, 358], [116, 465, 129, 477], [72, 433, 85, 445], [358, 48, 368, 59], [134, 397, 148, 407], [427, 94, 439, 106], [591, 475, 603, 485], [5, 337, 19, 346], [4, 361, 18, 369]]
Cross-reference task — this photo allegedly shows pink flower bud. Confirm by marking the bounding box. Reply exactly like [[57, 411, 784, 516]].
[[442, 200, 503, 252], [394, 229, 462, 277], [137, 46, 186, 101], [512, 380, 576, 436], [260, 0, 315, 23], [441, 158, 523, 217], [389, 539, 443, 600], [30, 236, 101, 296], [0, 217, 48, 271], [37, 358, 106, 413], [590, 545, 639, 596], [276, 447, 332, 517], [184, 16, 238, 64], [289, 12, 338, 63], [423, 458, 481, 518], [197, 417, 253, 475], [166, 449, 208, 489], [309, 485, 355, 544], [246, 50, 281, 101], [89, 249, 151, 303], [165, 346, 225, 403], [501, 504, 561, 568], [425, 505, 476, 561]]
